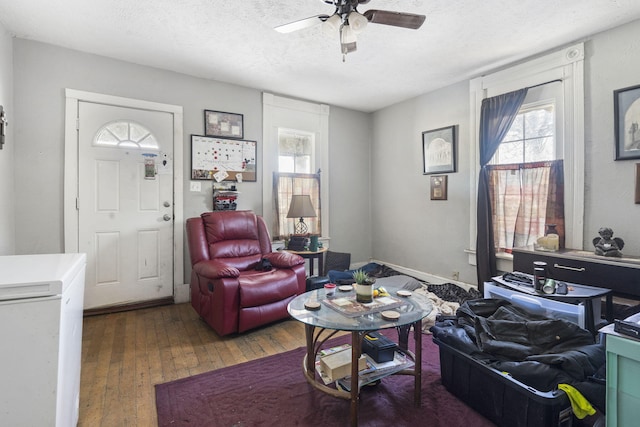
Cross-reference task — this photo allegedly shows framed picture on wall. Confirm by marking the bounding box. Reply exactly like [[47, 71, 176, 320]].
[[422, 125, 457, 174], [430, 175, 448, 200], [204, 110, 244, 139], [614, 84, 640, 160]]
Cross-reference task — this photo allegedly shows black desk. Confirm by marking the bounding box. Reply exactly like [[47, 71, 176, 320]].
[[513, 246, 640, 300], [492, 273, 612, 335]]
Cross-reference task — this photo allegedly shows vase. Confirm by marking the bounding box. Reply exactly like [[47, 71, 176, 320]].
[[310, 235, 319, 252], [355, 283, 373, 303]]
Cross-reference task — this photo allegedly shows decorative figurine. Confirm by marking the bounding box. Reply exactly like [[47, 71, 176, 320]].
[[593, 227, 624, 257]]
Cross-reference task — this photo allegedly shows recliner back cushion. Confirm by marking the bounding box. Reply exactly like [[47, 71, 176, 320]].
[[202, 211, 263, 271]]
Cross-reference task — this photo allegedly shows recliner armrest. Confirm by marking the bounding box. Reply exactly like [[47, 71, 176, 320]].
[[263, 251, 305, 269], [193, 259, 240, 279]]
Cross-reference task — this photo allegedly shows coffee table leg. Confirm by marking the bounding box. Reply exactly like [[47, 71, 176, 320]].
[[414, 319, 422, 406], [305, 324, 315, 375], [350, 330, 362, 427], [397, 324, 410, 351], [397, 321, 422, 406]]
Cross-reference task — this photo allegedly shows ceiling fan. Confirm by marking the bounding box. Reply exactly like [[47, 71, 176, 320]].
[[275, 0, 426, 60]]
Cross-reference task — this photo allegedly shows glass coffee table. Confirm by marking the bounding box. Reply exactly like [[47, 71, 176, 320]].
[[287, 280, 433, 427]]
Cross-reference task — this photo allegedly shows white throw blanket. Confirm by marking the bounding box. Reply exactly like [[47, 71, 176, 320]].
[[373, 275, 460, 333]]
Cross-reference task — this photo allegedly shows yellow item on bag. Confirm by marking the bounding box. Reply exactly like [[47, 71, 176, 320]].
[[558, 383, 596, 419]]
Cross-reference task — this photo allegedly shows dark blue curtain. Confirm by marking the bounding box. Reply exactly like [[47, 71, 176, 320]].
[[476, 89, 528, 290]]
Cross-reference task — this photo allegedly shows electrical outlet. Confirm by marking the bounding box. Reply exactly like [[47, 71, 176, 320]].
[[190, 181, 201, 192], [452, 271, 460, 281]]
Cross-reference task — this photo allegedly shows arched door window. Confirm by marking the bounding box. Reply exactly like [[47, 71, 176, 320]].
[[93, 120, 159, 150]]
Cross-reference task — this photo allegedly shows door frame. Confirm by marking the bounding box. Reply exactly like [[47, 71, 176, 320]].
[[63, 89, 187, 303]]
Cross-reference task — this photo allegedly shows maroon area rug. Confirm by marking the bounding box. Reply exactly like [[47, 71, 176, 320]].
[[155, 334, 495, 427]]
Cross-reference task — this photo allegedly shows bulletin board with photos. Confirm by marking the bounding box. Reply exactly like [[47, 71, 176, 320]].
[[191, 134, 257, 182]]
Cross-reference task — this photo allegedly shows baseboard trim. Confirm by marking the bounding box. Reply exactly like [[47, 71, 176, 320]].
[[83, 296, 174, 317], [368, 259, 476, 292]]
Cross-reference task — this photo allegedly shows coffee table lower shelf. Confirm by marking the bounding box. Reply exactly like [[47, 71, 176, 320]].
[[301, 324, 423, 427]]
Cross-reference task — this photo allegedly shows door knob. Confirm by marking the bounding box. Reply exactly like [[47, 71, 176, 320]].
[[163, 214, 172, 221], [163, 201, 171, 207]]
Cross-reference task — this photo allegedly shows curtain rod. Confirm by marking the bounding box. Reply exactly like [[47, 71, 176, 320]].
[[527, 79, 562, 90]]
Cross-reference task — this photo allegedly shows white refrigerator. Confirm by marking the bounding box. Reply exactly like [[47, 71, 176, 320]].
[[0, 253, 86, 427]]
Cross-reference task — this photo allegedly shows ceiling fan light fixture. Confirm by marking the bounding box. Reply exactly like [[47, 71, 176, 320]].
[[322, 13, 341, 37], [347, 11, 368, 34], [340, 24, 357, 44]]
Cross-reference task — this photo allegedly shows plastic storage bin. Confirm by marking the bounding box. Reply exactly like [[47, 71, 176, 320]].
[[484, 281, 587, 329], [434, 337, 574, 427]]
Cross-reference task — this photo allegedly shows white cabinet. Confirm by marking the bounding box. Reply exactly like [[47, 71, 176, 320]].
[[0, 253, 86, 426]]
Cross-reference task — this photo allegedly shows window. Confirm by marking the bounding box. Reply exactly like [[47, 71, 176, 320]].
[[262, 94, 330, 241], [273, 172, 321, 239], [94, 120, 159, 150], [488, 85, 564, 254], [469, 43, 585, 273], [490, 102, 555, 165], [278, 129, 314, 173], [273, 129, 320, 238]]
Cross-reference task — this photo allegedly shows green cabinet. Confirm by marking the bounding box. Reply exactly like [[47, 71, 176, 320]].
[[606, 333, 640, 426]]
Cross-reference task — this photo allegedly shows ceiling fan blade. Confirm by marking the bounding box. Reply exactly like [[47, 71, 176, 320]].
[[363, 10, 426, 29], [274, 15, 330, 33]]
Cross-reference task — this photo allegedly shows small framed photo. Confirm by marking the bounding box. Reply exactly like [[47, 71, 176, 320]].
[[422, 125, 457, 174], [430, 175, 448, 200], [614, 84, 640, 160], [204, 110, 244, 139]]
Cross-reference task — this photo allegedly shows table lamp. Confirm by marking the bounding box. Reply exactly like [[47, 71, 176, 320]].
[[287, 195, 316, 235]]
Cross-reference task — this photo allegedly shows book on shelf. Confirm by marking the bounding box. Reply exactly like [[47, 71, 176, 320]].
[[319, 344, 351, 357], [315, 344, 368, 384], [322, 294, 406, 318], [336, 351, 414, 392]]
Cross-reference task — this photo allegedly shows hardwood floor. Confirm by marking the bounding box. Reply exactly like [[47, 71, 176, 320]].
[[78, 303, 310, 426]]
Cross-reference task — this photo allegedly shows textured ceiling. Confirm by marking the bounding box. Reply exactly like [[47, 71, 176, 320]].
[[2, 0, 640, 112]]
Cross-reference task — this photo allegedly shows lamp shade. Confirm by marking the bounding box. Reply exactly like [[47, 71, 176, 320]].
[[287, 195, 317, 219], [340, 25, 357, 44], [348, 12, 368, 34], [322, 13, 341, 38]]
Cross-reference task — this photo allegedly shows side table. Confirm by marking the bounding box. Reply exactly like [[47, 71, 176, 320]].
[[285, 247, 327, 276]]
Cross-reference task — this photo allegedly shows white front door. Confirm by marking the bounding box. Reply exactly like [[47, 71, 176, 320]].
[[78, 101, 175, 309]]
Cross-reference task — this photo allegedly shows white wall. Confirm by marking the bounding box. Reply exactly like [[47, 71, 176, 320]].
[[327, 106, 373, 263], [0, 23, 14, 255], [584, 20, 640, 256], [371, 82, 474, 283], [12, 39, 372, 280], [371, 19, 640, 285]]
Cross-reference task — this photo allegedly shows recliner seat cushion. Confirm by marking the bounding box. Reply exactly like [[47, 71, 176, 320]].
[[239, 270, 300, 307]]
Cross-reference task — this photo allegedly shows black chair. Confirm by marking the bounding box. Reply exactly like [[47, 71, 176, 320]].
[[305, 250, 352, 291], [322, 250, 351, 276]]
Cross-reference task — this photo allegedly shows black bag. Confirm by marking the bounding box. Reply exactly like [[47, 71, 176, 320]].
[[255, 258, 272, 271], [287, 236, 307, 251]]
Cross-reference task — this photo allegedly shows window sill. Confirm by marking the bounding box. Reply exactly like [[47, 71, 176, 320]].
[[466, 249, 514, 273], [496, 252, 513, 273]]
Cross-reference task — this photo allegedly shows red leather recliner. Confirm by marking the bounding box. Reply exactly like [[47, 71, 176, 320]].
[[186, 210, 306, 336]]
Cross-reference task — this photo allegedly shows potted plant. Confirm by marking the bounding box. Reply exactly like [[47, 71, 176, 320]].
[[353, 269, 375, 303]]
